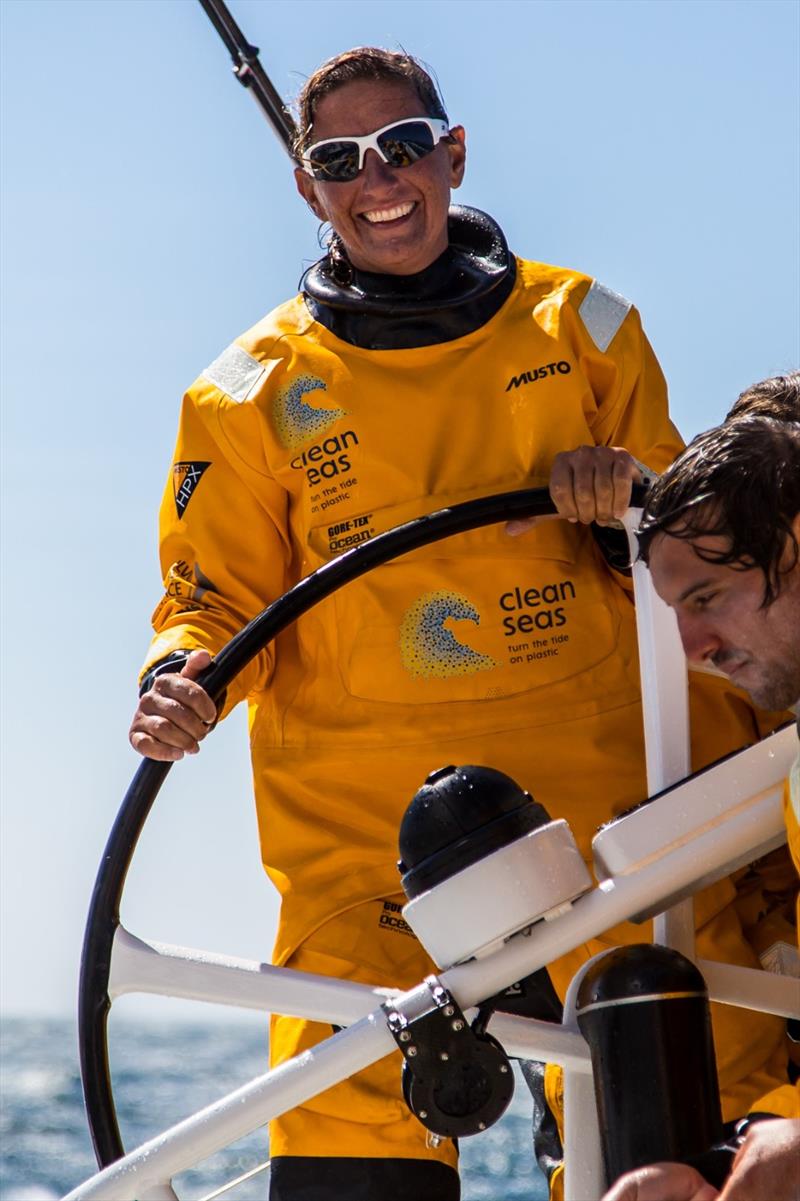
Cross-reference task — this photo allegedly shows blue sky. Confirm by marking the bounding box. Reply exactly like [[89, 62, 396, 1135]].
[[1, 0, 798, 1022]]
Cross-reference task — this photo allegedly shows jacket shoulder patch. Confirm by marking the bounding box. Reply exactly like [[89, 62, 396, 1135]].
[[202, 344, 266, 403], [578, 281, 632, 352]]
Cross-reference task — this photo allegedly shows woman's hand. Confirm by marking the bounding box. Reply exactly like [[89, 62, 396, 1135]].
[[506, 445, 643, 535], [129, 649, 217, 761]]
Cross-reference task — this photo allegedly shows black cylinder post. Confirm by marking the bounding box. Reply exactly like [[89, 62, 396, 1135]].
[[576, 944, 730, 1188]]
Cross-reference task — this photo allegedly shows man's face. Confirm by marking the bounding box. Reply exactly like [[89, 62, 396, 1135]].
[[294, 79, 466, 276], [647, 521, 800, 710]]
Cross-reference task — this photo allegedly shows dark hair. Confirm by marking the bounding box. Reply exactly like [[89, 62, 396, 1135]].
[[725, 371, 800, 423], [293, 47, 448, 158], [637, 415, 800, 606]]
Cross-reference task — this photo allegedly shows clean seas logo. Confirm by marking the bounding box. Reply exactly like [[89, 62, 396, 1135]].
[[273, 375, 347, 450], [173, 461, 210, 519], [292, 429, 359, 487], [400, 590, 498, 679]]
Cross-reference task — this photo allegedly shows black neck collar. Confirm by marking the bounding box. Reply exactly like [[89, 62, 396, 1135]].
[[301, 206, 516, 350]]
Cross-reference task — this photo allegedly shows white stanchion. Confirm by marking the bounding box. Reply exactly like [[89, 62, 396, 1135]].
[[697, 959, 800, 1019], [624, 512, 695, 957], [623, 513, 691, 796], [139, 1184, 179, 1201], [110, 928, 391, 1023], [562, 959, 609, 1199]]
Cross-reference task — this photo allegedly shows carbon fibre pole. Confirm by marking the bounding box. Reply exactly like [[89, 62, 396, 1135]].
[[197, 0, 298, 154]]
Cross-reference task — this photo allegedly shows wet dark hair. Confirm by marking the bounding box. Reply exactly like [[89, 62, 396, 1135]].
[[637, 415, 800, 607], [293, 47, 448, 158], [293, 48, 449, 285], [725, 371, 800, 423]]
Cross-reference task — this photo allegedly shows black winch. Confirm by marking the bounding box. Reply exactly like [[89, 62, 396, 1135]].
[[383, 976, 515, 1139]]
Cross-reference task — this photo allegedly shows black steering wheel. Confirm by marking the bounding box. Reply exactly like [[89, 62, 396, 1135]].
[[78, 483, 646, 1168]]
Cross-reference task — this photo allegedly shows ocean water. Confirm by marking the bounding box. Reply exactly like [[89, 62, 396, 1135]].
[[1, 1017, 547, 1200]]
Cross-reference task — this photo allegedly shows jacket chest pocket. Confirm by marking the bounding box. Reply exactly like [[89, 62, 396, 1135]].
[[306, 504, 627, 707]]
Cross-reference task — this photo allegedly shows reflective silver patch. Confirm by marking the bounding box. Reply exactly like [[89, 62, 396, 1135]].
[[578, 280, 632, 352], [759, 939, 800, 978], [202, 344, 266, 403]]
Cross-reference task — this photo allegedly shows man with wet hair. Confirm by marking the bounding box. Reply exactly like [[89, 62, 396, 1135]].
[[725, 370, 800, 424], [605, 379, 800, 1201], [638, 405, 800, 713]]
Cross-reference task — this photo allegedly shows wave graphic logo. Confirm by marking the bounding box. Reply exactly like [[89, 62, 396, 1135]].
[[273, 375, 347, 450], [400, 590, 498, 679]]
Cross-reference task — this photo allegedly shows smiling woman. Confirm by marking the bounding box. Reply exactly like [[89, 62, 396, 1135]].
[[292, 47, 462, 277], [125, 42, 796, 1201], [294, 85, 463, 275]]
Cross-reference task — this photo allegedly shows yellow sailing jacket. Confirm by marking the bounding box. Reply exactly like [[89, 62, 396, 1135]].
[[788, 747, 800, 924], [754, 748, 800, 1118], [144, 259, 782, 993]]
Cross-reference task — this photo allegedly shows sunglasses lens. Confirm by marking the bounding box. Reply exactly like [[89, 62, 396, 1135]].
[[306, 121, 443, 181], [307, 141, 360, 181], [376, 121, 438, 168]]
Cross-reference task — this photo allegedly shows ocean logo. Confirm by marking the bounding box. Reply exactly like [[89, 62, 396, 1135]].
[[273, 375, 347, 450], [400, 590, 498, 679]]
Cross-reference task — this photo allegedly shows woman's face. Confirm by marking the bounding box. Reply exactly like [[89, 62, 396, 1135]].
[[295, 79, 466, 276]]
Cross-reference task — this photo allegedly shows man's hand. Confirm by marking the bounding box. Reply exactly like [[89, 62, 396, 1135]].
[[129, 649, 217, 761], [506, 446, 643, 536], [602, 1162, 719, 1201], [601, 1120, 800, 1201], [720, 1119, 800, 1200]]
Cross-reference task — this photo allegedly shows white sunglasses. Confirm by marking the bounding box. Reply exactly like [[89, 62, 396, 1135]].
[[301, 117, 451, 182]]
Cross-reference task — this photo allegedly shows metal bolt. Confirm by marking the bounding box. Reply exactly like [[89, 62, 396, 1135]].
[[443, 1005, 455, 1017], [399, 1030, 411, 1042], [478, 1122, 486, 1131], [451, 1019, 464, 1032], [407, 1045, 418, 1057], [419, 1110, 428, 1119], [499, 1064, 508, 1073], [439, 1051, 449, 1061]]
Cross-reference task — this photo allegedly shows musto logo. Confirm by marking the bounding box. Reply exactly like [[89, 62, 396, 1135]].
[[172, 461, 210, 519], [505, 361, 571, 391], [400, 590, 498, 679], [273, 375, 346, 450]]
